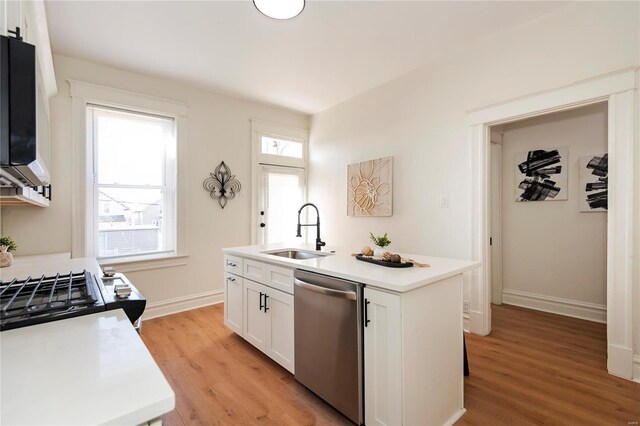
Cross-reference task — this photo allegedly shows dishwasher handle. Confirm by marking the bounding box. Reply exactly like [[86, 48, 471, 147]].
[[294, 278, 357, 300]]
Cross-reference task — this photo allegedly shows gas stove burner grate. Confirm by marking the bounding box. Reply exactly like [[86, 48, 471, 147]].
[[0, 270, 99, 320]]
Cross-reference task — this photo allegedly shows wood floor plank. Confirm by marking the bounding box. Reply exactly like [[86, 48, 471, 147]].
[[459, 304, 640, 425], [140, 303, 639, 425]]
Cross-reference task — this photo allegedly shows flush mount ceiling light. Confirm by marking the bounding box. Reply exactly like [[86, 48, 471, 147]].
[[253, 0, 305, 20]]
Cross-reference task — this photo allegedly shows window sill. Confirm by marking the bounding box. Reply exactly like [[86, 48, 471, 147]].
[[98, 253, 189, 273]]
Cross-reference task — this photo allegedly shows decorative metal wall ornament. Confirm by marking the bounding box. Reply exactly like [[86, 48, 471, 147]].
[[203, 161, 242, 209]]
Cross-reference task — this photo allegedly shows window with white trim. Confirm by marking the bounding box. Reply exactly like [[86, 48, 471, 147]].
[[87, 104, 177, 260]]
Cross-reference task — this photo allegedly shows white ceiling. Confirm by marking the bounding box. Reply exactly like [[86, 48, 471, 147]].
[[45, 1, 569, 114]]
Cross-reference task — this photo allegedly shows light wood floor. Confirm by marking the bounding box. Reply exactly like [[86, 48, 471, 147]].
[[141, 303, 639, 425]]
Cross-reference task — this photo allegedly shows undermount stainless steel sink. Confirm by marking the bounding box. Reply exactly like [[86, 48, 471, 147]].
[[263, 249, 330, 260]]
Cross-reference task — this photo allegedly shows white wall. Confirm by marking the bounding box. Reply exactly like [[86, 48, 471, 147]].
[[308, 2, 638, 356], [1, 54, 309, 309], [500, 103, 607, 307]]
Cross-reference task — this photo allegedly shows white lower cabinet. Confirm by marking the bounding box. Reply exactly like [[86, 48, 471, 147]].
[[364, 276, 465, 426], [223, 273, 243, 336], [242, 278, 295, 372], [224, 251, 466, 425], [243, 279, 269, 350], [364, 287, 403, 426], [264, 286, 295, 371]]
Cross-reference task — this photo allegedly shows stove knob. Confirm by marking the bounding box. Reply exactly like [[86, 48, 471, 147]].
[[114, 284, 132, 298]]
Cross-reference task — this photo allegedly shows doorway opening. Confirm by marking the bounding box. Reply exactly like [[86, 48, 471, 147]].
[[489, 103, 608, 324], [250, 120, 310, 245], [467, 68, 636, 379]]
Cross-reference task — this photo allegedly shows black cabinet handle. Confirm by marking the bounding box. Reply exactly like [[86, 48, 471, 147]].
[[364, 299, 371, 327], [260, 223, 266, 228], [264, 294, 270, 312], [259, 292, 264, 310]]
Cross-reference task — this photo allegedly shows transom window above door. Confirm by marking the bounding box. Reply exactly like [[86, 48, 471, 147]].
[[261, 136, 303, 159]]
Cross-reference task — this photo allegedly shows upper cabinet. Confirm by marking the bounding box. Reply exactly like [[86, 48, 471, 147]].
[[0, 0, 57, 207]]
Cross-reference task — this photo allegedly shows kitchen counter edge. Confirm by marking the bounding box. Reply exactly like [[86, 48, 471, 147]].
[[222, 245, 480, 293]]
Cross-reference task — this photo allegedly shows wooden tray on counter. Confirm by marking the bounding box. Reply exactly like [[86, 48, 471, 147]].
[[355, 254, 414, 268]]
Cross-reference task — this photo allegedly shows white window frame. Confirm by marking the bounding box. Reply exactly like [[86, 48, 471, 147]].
[[69, 80, 189, 271], [87, 104, 177, 261], [250, 119, 309, 244]]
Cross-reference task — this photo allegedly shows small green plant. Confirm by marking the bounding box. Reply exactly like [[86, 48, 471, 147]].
[[0, 236, 17, 252], [369, 232, 391, 248]]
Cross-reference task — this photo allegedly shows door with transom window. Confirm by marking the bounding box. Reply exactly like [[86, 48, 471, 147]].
[[251, 127, 308, 245]]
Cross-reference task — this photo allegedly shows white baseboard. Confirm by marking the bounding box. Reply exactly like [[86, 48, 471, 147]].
[[607, 343, 634, 379], [502, 289, 606, 323], [445, 408, 466, 426], [143, 290, 223, 320], [633, 355, 640, 383], [463, 313, 470, 333], [468, 310, 488, 335]]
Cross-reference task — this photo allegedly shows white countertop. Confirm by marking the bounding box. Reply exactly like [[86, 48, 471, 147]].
[[223, 244, 480, 293], [0, 309, 175, 425]]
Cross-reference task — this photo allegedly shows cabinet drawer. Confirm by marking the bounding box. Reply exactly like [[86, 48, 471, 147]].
[[224, 273, 243, 336], [266, 264, 294, 294], [244, 259, 267, 284], [224, 255, 243, 275]]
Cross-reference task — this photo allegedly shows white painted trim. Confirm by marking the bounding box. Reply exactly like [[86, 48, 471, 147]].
[[143, 290, 223, 320], [99, 255, 189, 274], [250, 119, 309, 244], [69, 81, 189, 260], [501, 289, 606, 323], [489, 142, 503, 305], [467, 68, 637, 380], [467, 68, 636, 125], [463, 314, 470, 333], [250, 119, 309, 141], [606, 89, 635, 379], [467, 124, 491, 336], [608, 344, 634, 379], [444, 408, 466, 426], [71, 95, 89, 258], [633, 356, 640, 383], [68, 80, 188, 116]]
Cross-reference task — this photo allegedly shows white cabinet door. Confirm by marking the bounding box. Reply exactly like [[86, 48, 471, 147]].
[[224, 273, 243, 336], [264, 287, 295, 372], [243, 279, 268, 351], [364, 287, 403, 426]]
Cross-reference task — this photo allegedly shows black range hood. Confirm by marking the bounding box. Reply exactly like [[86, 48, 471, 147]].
[[0, 31, 49, 187]]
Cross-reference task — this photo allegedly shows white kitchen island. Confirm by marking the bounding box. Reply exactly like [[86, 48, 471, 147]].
[[0, 309, 175, 425], [222, 244, 480, 426]]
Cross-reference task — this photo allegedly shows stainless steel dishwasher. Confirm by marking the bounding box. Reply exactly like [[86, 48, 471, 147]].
[[293, 269, 363, 425]]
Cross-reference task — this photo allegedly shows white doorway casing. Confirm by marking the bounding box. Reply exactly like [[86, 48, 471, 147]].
[[466, 68, 637, 380], [489, 139, 503, 306]]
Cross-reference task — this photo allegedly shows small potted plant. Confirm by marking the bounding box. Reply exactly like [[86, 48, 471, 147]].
[[0, 236, 17, 268], [369, 232, 391, 258]]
